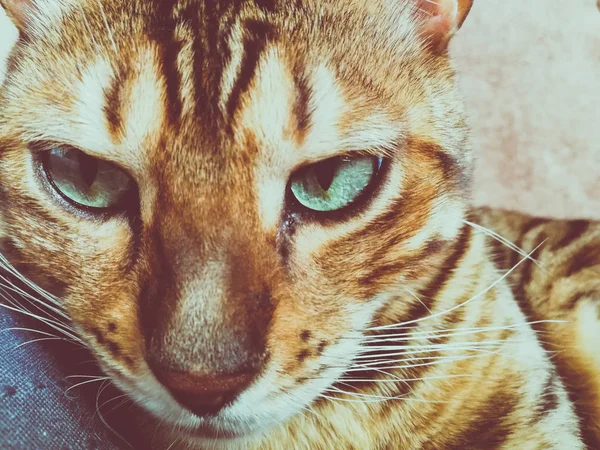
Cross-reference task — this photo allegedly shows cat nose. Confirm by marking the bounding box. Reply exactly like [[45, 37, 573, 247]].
[[155, 369, 256, 417]]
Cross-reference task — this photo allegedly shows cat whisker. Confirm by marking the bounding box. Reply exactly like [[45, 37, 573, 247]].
[[361, 319, 565, 342], [366, 242, 546, 332], [346, 344, 507, 362], [0, 257, 85, 345], [336, 373, 478, 384], [463, 220, 546, 272], [346, 347, 507, 367], [14, 336, 75, 349], [0, 274, 67, 316], [343, 351, 505, 372], [98, 393, 132, 416], [319, 390, 449, 405], [95, 379, 133, 449], [346, 351, 503, 371], [0, 254, 65, 309], [325, 386, 412, 402], [5, 327, 87, 350], [403, 287, 433, 314], [2, 326, 61, 338], [0, 299, 84, 345], [355, 338, 527, 354], [66, 374, 111, 380], [165, 439, 179, 450], [64, 376, 111, 397]]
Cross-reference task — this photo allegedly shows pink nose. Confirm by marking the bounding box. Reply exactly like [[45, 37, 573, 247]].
[[156, 370, 256, 417]]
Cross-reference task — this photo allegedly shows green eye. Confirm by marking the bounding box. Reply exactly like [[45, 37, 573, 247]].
[[43, 147, 133, 210], [290, 156, 381, 212]]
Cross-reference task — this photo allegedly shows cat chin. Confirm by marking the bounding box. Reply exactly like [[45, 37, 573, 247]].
[[176, 425, 266, 448]]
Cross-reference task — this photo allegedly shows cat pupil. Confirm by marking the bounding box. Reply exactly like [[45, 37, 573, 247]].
[[315, 159, 337, 191], [77, 152, 98, 188]]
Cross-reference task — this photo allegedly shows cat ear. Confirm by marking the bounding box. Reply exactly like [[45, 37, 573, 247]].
[[415, 0, 474, 52], [0, 0, 37, 31]]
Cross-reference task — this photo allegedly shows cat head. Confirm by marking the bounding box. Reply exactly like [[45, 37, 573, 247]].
[[0, 0, 473, 444]]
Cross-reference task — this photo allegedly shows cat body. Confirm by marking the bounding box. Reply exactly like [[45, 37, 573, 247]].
[[0, 0, 598, 448]]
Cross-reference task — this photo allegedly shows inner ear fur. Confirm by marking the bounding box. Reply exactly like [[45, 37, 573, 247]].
[[1, 0, 35, 32], [415, 0, 474, 52]]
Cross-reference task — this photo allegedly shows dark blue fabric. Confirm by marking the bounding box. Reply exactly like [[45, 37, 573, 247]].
[[0, 306, 127, 449]]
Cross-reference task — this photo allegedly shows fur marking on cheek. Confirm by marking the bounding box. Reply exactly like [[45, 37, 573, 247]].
[[300, 330, 311, 342]]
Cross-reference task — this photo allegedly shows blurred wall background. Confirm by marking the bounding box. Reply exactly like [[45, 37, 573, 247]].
[[452, 0, 600, 219], [1, 2, 599, 219]]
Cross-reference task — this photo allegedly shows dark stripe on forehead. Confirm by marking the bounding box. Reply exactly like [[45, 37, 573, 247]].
[[226, 19, 276, 124], [191, 1, 244, 135], [197, 2, 221, 130], [293, 69, 313, 141], [103, 64, 127, 141], [150, 0, 183, 124]]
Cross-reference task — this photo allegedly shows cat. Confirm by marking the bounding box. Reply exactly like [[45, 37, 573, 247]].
[[0, 0, 598, 449]]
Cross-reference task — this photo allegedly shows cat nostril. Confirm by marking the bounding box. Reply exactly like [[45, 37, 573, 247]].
[[154, 369, 256, 417]]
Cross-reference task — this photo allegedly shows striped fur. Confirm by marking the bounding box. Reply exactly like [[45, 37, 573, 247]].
[[477, 208, 600, 448], [0, 0, 596, 448]]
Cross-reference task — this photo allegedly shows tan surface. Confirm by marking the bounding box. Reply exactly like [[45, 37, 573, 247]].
[[452, 0, 600, 219], [0, 9, 17, 85], [1, 3, 599, 219]]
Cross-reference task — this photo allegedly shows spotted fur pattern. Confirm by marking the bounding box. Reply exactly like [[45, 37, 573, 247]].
[[0, 0, 596, 449]]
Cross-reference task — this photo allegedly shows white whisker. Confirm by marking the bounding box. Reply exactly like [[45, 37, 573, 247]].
[[0, 274, 67, 315], [362, 319, 565, 342], [366, 241, 546, 332], [0, 254, 65, 308], [14, 336, 73, 349], [0, 299, 84, 345], [464, 220, 546, 272], [336, 373, 478, 384], [3, 327, 60, 338], [95, 380, 133, 448], [343, 350, 504, 372], [64, 377, 111, 396]]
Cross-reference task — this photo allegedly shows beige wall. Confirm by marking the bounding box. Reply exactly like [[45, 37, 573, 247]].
[[452, 0, 600, 219], [0, 9, 17, 85], [1, 3, 599, 219]]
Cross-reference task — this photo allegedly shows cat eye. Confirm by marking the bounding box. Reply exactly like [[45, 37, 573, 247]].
[[289, 155, 382, 213], [41, 147, 133, 211]]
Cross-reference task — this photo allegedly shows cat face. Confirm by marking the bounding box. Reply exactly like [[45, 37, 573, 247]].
[[0, 0, 472, 443]]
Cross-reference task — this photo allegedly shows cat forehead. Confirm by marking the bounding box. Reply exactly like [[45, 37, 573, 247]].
[[68, 46, 401, 169], [3, 0, 414, 171], [21, 0, 420, 57]]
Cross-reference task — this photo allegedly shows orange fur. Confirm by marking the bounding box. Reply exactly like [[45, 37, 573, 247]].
[[0, 1, 596, 449]]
